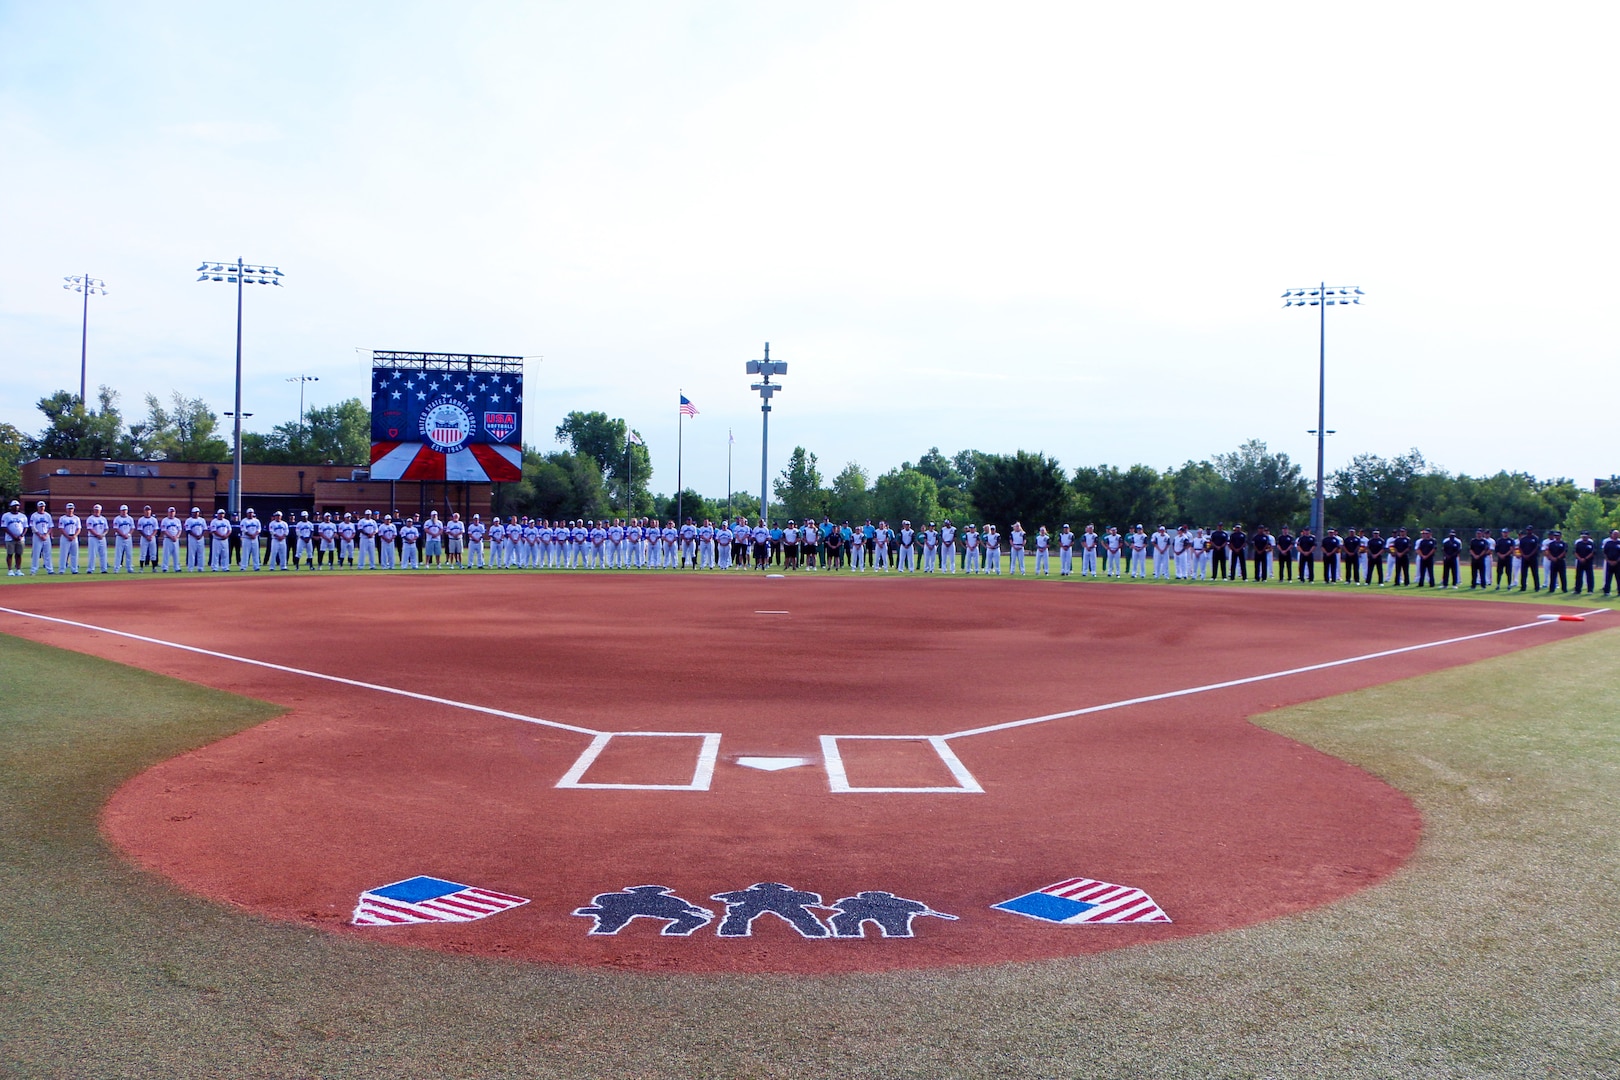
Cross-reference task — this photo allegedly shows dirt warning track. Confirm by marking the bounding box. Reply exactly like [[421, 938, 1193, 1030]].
[[0, 574, 1603, 973]]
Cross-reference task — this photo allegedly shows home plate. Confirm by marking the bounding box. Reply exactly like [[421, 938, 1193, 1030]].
[[736, 756, 813, 771]]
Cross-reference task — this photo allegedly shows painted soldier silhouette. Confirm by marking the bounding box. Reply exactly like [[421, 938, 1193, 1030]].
[[711, 882, 829, 937], [827, 890, 958, 938], [573, 885, 714, 936]]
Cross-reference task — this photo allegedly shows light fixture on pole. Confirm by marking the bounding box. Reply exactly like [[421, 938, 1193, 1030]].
[[62, 273, 108, 406], [1282, 283, 1362, 540], [286, 375, 319, 443], [745, 342, 787, 528], [198, 258, 284, 518]]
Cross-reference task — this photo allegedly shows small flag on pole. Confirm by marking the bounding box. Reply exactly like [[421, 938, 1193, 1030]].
[[680, 395, 699, 417]]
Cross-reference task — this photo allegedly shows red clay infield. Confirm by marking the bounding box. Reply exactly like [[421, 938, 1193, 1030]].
[[0, 574, 1604, 974]]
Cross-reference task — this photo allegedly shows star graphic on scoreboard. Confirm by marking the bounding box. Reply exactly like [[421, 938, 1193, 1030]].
[[391, 390, 401, 400]]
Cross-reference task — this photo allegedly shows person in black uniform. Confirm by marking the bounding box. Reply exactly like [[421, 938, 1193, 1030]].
[[1543, 530, 1568, 594], [1296, 526, 1316, 582], [1321, 528, 1341, 583], [1342, 529, 1362, 583], [1572, 531, 1596, 595], [1516, 528, 1541, 592], [1468, 529, 1491, 588], [1252, 525, 1272, 581], [1495, 528, 1516, 589], [1275, 526, 1295, 581], [1416, 529, 1438, 587], [1227, 525, 1248, 580], [1209, 524, 1229, 580], [1389, 528, 1413, 586], [1440, 529, 1462, 588], [1365, 530, 1387, 584], [1604, 531, 1620, 597]]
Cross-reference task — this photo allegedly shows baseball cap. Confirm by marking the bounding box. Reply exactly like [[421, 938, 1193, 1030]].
[[8, 500, 18, 507], [119, 504, 128, 511], [65, 502, 75, 509], [192, 507, 200, 514]]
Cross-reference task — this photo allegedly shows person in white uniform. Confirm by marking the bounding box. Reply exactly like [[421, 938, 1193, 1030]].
[[1152, 526, 1172, 580], [111, 505, 136, 573], [1058, 525, 1075, 576], [29, 502, 54, 574], [160, 508, 183, 572], [939, 520, 957, 574], [209, 510, 233, 570], [1130, 526, 1148, 578], [136, 506, 159, 571], [1034, 526, 1051, 575], [898, 521, 916, 573], [184, 508, 209, 571], [1104, 527, 1123, 578], [1079, 525, 1098, 577], [236, 509, 261, 569], [378, 515, 398, 568], [467, 515, 486, 568], [267, 511, 290, 569], [398, 518, 420, 567], [293, 512, 315, 568], [357, 511, 379, 569], [983, 524, 1001, 574], [1009, 523, 1027, 575], [57, 503, 83, 573], [3, 500, 26, 576], [83, 504, 110, 573]]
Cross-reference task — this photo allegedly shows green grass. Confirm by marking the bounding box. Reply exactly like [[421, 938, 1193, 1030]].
[[1, 627, 1617, 1079]]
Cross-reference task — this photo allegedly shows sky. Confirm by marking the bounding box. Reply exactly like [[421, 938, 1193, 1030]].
[[2, 1, 1616, 500]]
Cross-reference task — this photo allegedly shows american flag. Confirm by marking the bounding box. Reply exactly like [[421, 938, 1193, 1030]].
[[993, 876, 1171, 924], [350, 875, 530, 926], [680, 395, 698, 417]]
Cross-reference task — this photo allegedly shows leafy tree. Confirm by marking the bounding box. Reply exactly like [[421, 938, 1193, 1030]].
[[969, 450, 1071, 530], [299, 399, 371, 465], [1326, 450, 1430, 529], [828, 462, 871, 524], [138, 392, 230, 462], [1563, 492, 1610, 536], [496, 448, 607, 521], [870, 468, 942, 528], [0, 422, 24, 505], [659, 489, 719, 524], [1071, 464, 1175, 530], [1169, 459, 1226, 525], [1212, 439, 1309, 528], [555, 410, 651, 508], [774, 446, 828, 523], [907, 446, 972, 516], [30, 387, 128, 460]]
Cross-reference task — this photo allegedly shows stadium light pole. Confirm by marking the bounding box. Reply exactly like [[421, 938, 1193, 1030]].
[[198, 258, 284, 518], [287, 374, 319, 439], [746, 343, 786, 528], [62, 273, 108, 406], [1282, 283, 1362, 540]]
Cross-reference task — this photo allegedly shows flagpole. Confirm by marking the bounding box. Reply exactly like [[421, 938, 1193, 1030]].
[[727, 428, 733, 522], [676, 391, 684, 526], [626, 437, 632, 514]]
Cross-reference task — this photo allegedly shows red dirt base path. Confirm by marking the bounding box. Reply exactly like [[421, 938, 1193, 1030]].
[[0, 574, 1603, 974]]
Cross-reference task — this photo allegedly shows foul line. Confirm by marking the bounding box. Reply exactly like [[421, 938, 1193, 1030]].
[[0, 605, 602, 737], [944, 613, 1605, 740]]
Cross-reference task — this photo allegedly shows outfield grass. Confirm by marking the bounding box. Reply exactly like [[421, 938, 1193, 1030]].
[[1, 625, 1616, 1079]]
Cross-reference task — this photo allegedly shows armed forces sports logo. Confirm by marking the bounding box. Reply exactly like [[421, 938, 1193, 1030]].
[[420, 397, 474, 453]]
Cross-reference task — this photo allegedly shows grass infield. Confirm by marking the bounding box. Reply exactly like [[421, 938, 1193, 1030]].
[[0, 619, 1616, 1079]]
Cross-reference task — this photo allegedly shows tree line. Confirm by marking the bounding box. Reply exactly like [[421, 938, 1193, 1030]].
[[5, 391, 1616, 536]]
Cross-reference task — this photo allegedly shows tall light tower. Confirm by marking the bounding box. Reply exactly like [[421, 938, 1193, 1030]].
[[198, 258, 284, 517], [1282, 283, 1362, 540], [746, 342, 787, 527], [62, 273, 108, 406], [287, 374, 319, 443]]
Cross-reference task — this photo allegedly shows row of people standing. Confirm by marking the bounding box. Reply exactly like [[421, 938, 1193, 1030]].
[[6, 499, 1616, 596]]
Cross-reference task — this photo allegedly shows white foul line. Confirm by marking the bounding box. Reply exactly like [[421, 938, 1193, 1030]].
[[943, 613, 1603, 740], [0, 605, 602, 737]]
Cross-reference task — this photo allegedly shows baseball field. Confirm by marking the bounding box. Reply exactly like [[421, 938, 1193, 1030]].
[[0, 569, 1616, 1078]]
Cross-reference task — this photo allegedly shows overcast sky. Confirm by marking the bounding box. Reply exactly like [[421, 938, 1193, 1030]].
[[3, 1, 1615, 498]]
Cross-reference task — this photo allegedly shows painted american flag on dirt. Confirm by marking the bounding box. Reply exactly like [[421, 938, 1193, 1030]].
[[993, 877, 1171, 924], [350, 876, 530, 926]]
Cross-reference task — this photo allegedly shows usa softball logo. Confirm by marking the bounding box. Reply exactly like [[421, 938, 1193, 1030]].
[[420, 398, 473, 453]]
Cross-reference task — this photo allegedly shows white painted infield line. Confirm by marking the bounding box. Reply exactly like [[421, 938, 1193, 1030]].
[[944, 612, 1606, 740], [0, 605, 601, 737], [820, 734, 984, 794], [555, 732, 723, 791]]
